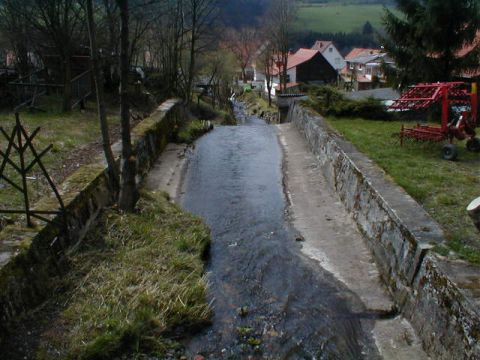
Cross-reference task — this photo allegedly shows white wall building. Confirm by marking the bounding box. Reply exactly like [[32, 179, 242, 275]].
[[311, 40, 346, 72]]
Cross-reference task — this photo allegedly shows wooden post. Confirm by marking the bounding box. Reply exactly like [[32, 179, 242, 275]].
[[16, 115, 32, 227], [467, 197, 480, 232]]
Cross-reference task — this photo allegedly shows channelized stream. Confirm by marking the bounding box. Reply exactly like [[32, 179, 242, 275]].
[[181, 102, 381, 359]]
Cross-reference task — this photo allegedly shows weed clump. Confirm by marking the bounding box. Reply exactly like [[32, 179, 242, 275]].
[[177, 120, 213, 144]]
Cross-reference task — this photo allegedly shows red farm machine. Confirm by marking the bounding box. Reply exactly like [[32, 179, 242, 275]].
[[389, 82, 480, 160]]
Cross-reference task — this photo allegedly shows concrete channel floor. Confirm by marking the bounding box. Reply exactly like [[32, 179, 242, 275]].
[[145, 127, 431, 359], [277, 123, 429, 360], [143, 143, 189, 201]]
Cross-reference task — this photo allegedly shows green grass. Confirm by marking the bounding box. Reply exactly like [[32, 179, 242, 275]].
[[36, 191, 211, 359], [240, 91, 277, 117], [0, 96, 119, 219], [295, 4, 396, 33], [327, 118, 480, 263], [192, 97, 236, 125], [177, 119, 212, 144]]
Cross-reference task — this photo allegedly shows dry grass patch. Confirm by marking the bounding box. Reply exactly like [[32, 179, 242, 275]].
[[36, 191, 211, 359]]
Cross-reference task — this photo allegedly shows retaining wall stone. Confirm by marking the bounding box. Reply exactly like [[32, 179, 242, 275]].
[[288, 103, 480, 360], [0, 98, 184, 340]]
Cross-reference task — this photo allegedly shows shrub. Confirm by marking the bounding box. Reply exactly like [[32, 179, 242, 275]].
[[177, 120, 212, 144], [306, 85, 391, 120]]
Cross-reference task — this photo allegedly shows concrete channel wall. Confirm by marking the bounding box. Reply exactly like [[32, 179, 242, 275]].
[[0, 99, 184, 340], [288, 103, 480, 360]]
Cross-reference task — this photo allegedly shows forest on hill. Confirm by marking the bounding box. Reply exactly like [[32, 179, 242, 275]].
[[218, 0, 271, 27], [299, 0, 395, 4]]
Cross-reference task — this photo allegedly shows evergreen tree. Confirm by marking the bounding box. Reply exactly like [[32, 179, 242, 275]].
[[382, 0, 480, 87], [362, 21, 374, 35]]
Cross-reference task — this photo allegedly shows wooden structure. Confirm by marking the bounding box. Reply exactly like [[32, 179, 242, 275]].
[[8, 55, 93, 111], [0, 68, 17, 106], [0, 114, 65, 227]]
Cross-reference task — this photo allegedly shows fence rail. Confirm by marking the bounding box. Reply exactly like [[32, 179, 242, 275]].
[[9, 68, 93, 111], [71, 70, 93, 108]]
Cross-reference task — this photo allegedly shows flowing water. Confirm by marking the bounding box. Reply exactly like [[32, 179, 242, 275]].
[[181, 102, 381, 359]]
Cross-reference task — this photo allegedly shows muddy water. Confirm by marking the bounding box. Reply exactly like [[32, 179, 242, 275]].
[[181, 102, 381, 359]]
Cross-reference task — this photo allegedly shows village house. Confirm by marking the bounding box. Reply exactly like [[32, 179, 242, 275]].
[[341, 48, 395, 91], [254, 48, 337, 97], [311, 40, 346, 73]]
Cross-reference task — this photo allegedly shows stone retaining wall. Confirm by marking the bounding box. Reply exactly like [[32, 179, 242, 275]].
[[288, 103, 480, 360], [0, 99, 184, 340]]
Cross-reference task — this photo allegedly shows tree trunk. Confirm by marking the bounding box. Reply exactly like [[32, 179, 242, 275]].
[[103, 0, 118, 91], [116, 0, 138, 212], [266, 73, 273, 107], [187, 1, 197, 103], [467, 197, 480, 232], [281, 52, 288, 93], [15, 44, 30, 77], [86, 0, 120, 194], [62, 56, 72, 112]]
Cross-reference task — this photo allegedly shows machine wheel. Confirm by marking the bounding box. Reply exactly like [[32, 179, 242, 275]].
[[466, 138, 480, 152], [443, 144, 458, 161]]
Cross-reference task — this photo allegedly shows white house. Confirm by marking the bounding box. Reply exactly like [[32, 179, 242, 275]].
[[311, 40, 346, 72], [341, 48, 395, 91]]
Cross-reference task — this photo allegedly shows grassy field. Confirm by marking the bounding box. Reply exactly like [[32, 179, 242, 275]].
[[33, 191, 211, 359], [327, 118, 480, 263], [0, 97, 120, 222], [295, 4, 394, 33]]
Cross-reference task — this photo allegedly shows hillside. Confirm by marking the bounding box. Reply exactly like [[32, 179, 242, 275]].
[[218, 0, 271, 27], [295, 3, 396, 33], [217, 0, 397, 31], [299, 0, 394, 4]]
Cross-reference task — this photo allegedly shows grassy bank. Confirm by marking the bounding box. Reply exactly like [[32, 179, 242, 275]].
[[239, 91, 278, 121], [327, 118, 480, 263], [35, 191, 211, 359], [295, 4, 396, 33]]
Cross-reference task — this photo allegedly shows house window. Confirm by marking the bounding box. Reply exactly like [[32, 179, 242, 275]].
[[349, 63, 354, 70], [280, 74, 290, 83], [358, 65, 363, 71], [329, 47, 333, 52], [366, 67, 372, 75]]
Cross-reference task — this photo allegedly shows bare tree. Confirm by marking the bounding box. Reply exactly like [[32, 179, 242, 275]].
[[86, 0, 119, 193], [225, 27, 258, 81], [22, 0, 86, 111], [116, 0, 139, 212], [197, 48, 235, 108], [181, 0, 218, 103], [259, 42, 275, 106], [0, 0, 31, 76], [101, 0, 120, 91], [265, 0, 297, 93]]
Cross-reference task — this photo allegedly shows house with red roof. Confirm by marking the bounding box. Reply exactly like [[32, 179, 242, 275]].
[[311, 40, 345, 72], [341, 48, 394, 91], [253, 48, 337, 96]]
